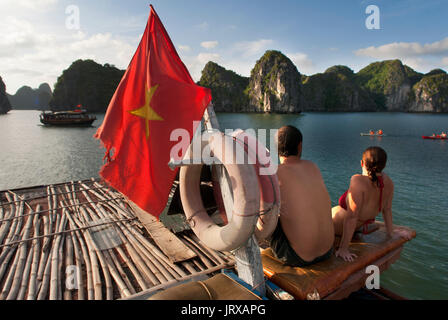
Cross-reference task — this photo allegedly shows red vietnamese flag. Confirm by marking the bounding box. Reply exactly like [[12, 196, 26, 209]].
[[95, 5, 212, 218]]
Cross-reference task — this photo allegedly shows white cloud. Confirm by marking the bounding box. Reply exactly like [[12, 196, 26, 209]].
[[354, 37, 448, 73], [286, 52, 314, 74], [200, 41, 219, 49], [178, 45, 191, 52], [232, 39, 273, 58], [196, 53, 220, 64], [179, 52, 222, 82], [6, 0, 57, 8], [355, 37, 448, 59], [0, 14, 136, 93]]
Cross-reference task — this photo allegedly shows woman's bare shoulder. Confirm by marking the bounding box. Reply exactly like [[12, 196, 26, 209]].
[[350, 174, 364, 183], [382, 173, 394, 188], [349, 174, 369, 190]]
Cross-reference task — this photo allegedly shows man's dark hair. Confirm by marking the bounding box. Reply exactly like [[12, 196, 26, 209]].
[[277, 125, 303, 157]]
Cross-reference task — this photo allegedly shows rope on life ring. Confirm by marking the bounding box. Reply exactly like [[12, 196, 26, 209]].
[[229, 129, 280, 241], [180, 131, 261, 251]]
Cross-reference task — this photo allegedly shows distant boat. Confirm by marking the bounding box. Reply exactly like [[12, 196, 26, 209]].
[[40, 109, 96, 126], [422, 135, 447, 140], [360, 133, 386, 137]]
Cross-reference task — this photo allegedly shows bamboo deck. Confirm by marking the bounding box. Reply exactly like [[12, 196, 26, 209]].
[[0, 179, 234, 300]]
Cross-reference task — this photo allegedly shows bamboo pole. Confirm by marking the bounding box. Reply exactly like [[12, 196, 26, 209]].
[[49, 211, 64, 300], [69, 221, 85, 300], [0, 216, 137, 249], [78, 206, 113, 300], [63, 189, 94, 300], [117, 217, 187, 278], [107, 248, 137, 295], [78, 191, 160, 287], [0, 195, 24, 298], [79, 205, 135, 298], [69, 209, 102, 300], [180, 236, 214, 269], [0, 194, 14, 245], [48, 210, 64, 300], [0, 248, 19, 299], [84, 198, 162, 288], [17, 245, 33, 300], [102, 249, 133, 298], [68, 218, 93, 300], [73, 191, 136, 296], [47, 186, 53, 226], [0, 181, 107, 207], [89, 202, 171, 284], [181, 261, 198, 274], [27, 212, 41, 300], [36, 216, 50, 288], [188, 233, 228, 265], [114, 245, 149, 291], [50, 185, 57, 226], [63, 226, 74, 300], [36, 254, 51, 300], [7, 204, 35, 300], [0, 194, 23, 264], [83, 182, 133, 219]]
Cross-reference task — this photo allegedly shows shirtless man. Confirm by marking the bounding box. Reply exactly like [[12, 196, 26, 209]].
[[270, 125, 334, 266]]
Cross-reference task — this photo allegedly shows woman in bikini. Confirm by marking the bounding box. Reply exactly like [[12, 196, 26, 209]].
[[332, 146, 412, 262]]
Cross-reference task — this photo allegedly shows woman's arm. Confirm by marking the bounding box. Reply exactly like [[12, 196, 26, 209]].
[[382, 180, 394, 238], [382, 180, 413, 240], [335, 177, 363, 262]]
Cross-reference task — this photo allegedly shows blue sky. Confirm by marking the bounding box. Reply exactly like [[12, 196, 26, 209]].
[[1, 0, 448, 93]]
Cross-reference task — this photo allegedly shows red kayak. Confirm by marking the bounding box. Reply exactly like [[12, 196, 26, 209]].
[[422, 135, 447, 140]]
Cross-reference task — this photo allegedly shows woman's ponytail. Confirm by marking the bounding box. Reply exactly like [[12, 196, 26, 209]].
[[363, 147, 387, 187]]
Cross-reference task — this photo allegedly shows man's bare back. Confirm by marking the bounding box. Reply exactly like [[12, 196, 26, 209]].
[[277, 158, 335, 262]]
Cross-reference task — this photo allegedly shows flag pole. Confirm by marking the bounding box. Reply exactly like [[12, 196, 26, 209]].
[[203, 102, 266, 296]]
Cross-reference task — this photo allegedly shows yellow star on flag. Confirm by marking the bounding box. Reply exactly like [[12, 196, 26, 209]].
[[129, 84, 163, 139]]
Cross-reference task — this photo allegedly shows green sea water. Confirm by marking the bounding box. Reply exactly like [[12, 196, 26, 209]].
[[0, 110, 447, 299]]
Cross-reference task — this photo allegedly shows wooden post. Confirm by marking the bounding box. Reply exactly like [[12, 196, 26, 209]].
[[204, 103, 266, 295]]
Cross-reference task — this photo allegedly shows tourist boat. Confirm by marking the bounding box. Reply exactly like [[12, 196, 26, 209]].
[[39, 109, 96, 126], [422, 135, 447, 140], [360, 133, 386, 137]]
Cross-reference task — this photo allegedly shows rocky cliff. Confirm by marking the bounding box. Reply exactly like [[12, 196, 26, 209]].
[[7, 83, 52, 110], [356, 59, 423, 111], [409, 71, 448, 112], [302, 66, 377, 111], [198, 62, 249, 112], [0, 76, 11, 114], [198, 53, 448, 113], [50, 60, 124, 113], [247, 50, 303, 113]]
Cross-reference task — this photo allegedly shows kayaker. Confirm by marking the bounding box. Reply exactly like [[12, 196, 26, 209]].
[[377, 129, 383, 135], [270, 125, 334, 266], [441, 132, 447, 138], [331, 146, 413, 262], [369, 130, 375, 135]]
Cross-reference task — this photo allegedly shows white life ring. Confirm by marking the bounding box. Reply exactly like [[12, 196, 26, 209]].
[[180, 131, 261, 251], [230, 129, 280, 241]]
